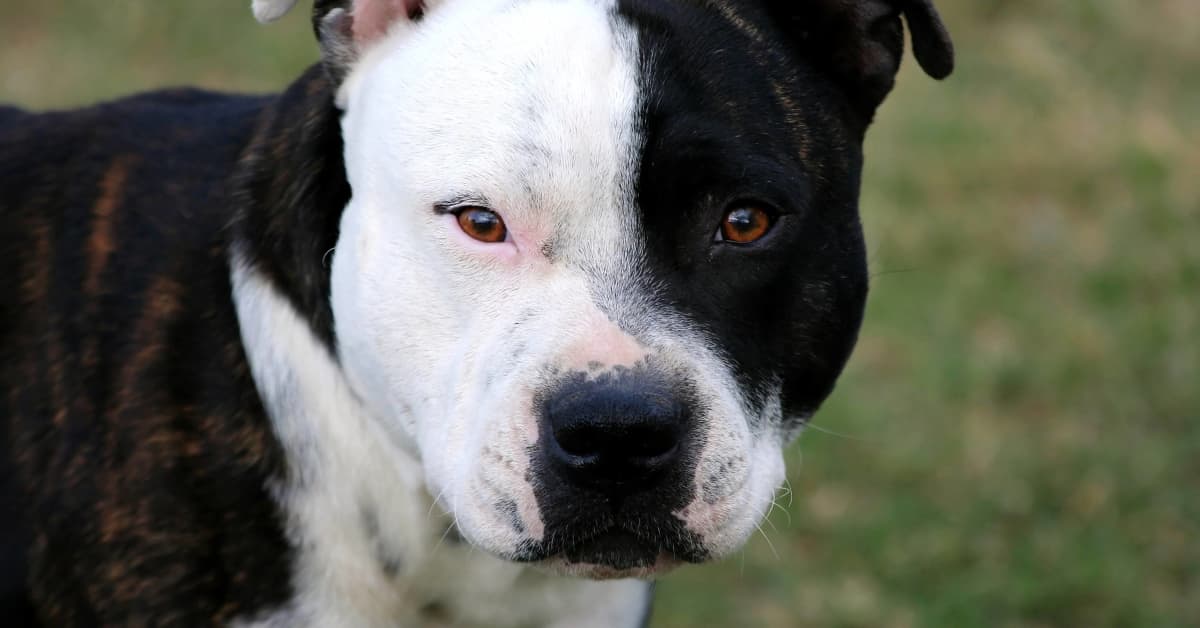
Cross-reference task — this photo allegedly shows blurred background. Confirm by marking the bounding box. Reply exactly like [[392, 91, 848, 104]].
[[3, 1, 1197, 626]]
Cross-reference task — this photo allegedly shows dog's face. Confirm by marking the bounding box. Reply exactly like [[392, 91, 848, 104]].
[[259, 0, 951, 578]]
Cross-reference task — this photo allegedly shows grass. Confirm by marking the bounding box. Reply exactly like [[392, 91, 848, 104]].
[[3, 2, 1197, 626]]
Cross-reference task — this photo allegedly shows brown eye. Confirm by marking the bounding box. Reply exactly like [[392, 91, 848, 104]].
[[719, 206, 773, 244], [456, 207, 507, 243]]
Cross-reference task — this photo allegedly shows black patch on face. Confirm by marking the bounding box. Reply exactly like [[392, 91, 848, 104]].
[[615, 0, 870, 427], [522, 362, 707, 567]]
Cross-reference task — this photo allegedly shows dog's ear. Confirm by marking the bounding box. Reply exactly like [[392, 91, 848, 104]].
[[252, 0, 426, 82], [771, 0, 954, 121]]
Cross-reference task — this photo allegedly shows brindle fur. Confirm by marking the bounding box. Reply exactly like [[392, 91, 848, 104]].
[[0, 68, 346, 625]]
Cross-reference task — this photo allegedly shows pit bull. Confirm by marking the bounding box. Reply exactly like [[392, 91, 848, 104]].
[[0, 0, 953, 624]]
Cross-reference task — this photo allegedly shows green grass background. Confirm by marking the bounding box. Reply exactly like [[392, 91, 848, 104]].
[[3, 1, 1197, 626]]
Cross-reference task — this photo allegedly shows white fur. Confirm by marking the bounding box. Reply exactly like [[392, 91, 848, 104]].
[[231, 255, 650, 627], [331, 0, 658, 559]]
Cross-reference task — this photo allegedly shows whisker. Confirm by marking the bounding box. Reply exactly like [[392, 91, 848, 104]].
[[869, 266, 921, 278], [430, 517, 458, 559], [764, 491, 787, 531], [768, 492, 792, 528], [426, 486, 450, 521], [762, 504, 781, 536], [451, 490, 481, 561], [753, 518, 780, 562], [803, 422, 869, 442]]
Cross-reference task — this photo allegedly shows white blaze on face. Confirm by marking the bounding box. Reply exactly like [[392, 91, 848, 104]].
[[332, 0, 648, 552], [328, 0, 790, 566]]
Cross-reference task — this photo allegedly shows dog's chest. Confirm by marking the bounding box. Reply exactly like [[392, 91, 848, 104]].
[[240, 535, 647, 628]]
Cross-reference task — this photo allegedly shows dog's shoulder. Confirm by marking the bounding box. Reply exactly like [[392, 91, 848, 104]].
[[0, 85, 301, 624]]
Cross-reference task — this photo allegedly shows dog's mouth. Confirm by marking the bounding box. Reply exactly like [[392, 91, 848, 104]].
[[515, 523, 706, 578], [564, 529, 659, 570]]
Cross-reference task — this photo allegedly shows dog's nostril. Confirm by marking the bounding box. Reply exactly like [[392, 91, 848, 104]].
[[628, 425, 679, 460], [553, 425, 598, 460], [552, 421, 679, 462]]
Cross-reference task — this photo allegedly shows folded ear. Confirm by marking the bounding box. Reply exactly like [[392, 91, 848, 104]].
[[252, 0, 425, 82], [773, 0, 954, 121]]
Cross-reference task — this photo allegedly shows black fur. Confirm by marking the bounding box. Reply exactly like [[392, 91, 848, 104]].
[[527, 363, 708, 567], [613, 0, 952, 428], [522, 0, 954, 570], [617, 0, 869, 431]]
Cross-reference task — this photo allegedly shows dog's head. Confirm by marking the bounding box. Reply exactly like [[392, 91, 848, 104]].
[[256, 0, 952, 578]]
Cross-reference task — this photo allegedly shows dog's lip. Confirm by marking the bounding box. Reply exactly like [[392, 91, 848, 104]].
[[566, 528, 653, 565], [591, 557, 682, 579], [544, 526, 695, 573], [511, 518, 708, 572], [537, 551, 685, 580]]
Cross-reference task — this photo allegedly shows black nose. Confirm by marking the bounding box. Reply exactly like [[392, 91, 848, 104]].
[[541, 372, 688, 496]]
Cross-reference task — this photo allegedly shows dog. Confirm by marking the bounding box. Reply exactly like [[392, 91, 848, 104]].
[[0, 0, 953, 625]]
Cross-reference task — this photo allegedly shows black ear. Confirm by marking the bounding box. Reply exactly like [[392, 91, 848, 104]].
[[773, 0, 954, 120]]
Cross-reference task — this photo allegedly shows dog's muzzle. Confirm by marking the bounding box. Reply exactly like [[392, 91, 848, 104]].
[[524, 367, 707, 571]]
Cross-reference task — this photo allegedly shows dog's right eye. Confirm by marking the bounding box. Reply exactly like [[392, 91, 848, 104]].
[[454, 207, 508, 243]]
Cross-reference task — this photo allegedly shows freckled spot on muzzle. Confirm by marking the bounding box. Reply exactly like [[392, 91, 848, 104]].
[[495, 498, 526, 535]]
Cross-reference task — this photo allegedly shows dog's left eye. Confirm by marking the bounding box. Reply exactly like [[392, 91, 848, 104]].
[[455, 207, 508, 243], [715, 206, 775, 244]]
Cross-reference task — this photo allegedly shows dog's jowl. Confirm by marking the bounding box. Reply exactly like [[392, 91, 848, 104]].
[[0, 0, 953, 625]]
